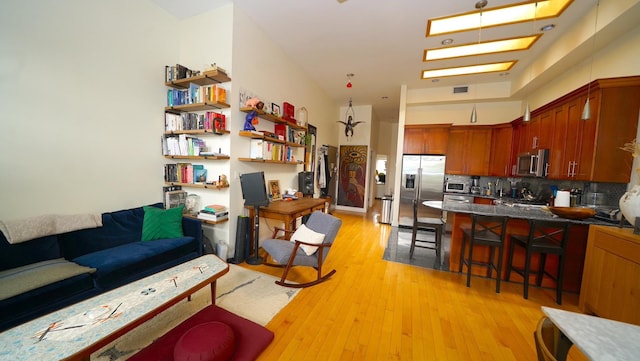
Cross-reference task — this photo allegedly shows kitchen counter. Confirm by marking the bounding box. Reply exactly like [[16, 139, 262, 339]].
[[424, 200, 594, 292]]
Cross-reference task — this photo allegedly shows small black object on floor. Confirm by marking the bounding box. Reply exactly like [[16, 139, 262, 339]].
[[383, 227, 450, 271]]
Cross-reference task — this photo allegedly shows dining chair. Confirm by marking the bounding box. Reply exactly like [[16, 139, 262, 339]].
[[459, 214, 509, 293], [506, 219, 571, 304], [534, 316, 573, 361], [409, 199, 444, 259]]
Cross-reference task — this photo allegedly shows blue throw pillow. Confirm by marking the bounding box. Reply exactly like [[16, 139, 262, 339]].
[[142, 206, 184, 241]]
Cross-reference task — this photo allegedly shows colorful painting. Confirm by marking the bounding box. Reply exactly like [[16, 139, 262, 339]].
[[338, 145, 367, 208]]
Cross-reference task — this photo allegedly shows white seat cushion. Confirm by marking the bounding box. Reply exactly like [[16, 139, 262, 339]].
[[290, 224, 325, 255]]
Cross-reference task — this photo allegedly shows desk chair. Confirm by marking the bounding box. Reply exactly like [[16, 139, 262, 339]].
[[409, 199, 444, 259], [534, 316, 573, 361], [506, 219, 571, 304], [459, 214, 509, 293]]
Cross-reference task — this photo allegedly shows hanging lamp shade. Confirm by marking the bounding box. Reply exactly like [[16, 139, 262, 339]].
[[470, 105, 478, 123], [523, 103, 531, 122], [581, 98, 591, 120]]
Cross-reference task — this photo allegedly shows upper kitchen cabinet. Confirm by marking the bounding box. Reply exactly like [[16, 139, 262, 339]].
[[445, 126, 492, 176], [547, 77, 640, 183], [403, 124, 451, 154], [488, 124, 514, 177]]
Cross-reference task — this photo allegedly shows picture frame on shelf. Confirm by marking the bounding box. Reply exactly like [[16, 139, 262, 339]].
[[268, 180, 282, 201], [272, 103, 281, 117]]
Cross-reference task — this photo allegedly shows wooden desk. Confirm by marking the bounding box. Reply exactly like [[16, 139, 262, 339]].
[[246, 197, 327, 234]]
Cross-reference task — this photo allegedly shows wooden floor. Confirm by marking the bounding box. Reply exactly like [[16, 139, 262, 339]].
[[243, 200, 588, 361]]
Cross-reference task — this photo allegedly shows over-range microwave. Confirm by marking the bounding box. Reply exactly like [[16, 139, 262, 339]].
[[516, 149, 549, 177]]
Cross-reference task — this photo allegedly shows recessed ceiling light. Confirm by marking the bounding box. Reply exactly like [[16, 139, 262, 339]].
[[424, 35, 540, 61], [540, 24, 556, 31], [426, 0, 573, 36], [441, 38, 454, 46], [421, 61, 516, 79]]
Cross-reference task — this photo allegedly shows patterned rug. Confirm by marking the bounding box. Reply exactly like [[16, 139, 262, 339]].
[[383, 226, 451, 271], [92, 264, 299, 361]]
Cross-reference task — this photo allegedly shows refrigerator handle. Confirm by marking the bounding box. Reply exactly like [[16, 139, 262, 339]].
[[416, 168, 422, 200]]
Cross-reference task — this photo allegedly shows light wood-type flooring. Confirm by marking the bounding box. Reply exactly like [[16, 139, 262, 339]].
[[244, 200, 588, 361]]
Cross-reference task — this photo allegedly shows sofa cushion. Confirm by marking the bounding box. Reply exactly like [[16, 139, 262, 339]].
[[58, 205, 149, 259], [142, 205, 184, 241], [0, 258, 96, 301], [0, 234, 61, 271], [72, 237, 198, 289]]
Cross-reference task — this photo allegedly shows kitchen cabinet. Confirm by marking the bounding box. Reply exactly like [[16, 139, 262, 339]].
[[579, 225, 640, 325], [403, 124, 451, 154], [488, 124, 513, 177], [445, 126, 492, 175], [547, 77, 639, 183]]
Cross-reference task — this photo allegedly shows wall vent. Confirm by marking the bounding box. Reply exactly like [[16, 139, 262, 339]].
[[453, 86, 469, 94]]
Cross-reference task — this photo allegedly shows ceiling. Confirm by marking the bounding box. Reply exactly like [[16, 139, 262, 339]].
[[151, 0, 619, 122]]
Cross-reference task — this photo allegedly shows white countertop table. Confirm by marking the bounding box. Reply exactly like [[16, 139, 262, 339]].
[[542, 306, 640, 361]]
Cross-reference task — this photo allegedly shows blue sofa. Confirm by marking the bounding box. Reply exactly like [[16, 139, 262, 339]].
[[0, 203, 202, 332]]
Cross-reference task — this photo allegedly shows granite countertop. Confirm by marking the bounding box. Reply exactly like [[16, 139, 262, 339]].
[[424, 200, 613, 225], [542, 306, 640, 361]]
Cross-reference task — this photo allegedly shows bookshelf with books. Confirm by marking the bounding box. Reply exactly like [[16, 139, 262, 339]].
[[164, 64, 232, 191], [238, 107, 306, 165]]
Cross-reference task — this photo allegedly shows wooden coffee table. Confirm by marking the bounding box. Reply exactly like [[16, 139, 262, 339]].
[[0, 254, 228, 361]]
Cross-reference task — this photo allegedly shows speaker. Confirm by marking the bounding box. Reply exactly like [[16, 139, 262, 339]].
[[232, 216, 250, 264], [298, 171, 314, 196]]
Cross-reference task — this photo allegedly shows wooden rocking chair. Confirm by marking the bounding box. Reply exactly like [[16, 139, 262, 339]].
[[262, 211, 342, 288]]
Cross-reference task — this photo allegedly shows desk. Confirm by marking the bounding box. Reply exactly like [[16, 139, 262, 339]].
[[247, 197, 327, 233], [542, 306, 640, 360], [0, 255, 228, 361]]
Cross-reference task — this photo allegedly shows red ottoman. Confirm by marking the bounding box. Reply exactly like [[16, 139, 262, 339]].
[[173, 321, 235, 361], [129, 305, 274, 361]]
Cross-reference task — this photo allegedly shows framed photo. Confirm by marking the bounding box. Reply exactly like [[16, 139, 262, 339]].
[[271, 103, 281, 117], [268, 180, 282, 201]]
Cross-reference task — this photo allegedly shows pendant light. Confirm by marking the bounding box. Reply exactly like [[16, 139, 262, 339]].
[[470, 1, 486, 123], [582, 1, 599, 120], [523, 2, 537, 122]]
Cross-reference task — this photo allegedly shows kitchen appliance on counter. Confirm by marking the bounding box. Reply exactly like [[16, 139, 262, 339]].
[[445, 180, 469, 194], [399, 155, 446, 228], [516, 149, 549, 177], [470, 176, 481, 195]]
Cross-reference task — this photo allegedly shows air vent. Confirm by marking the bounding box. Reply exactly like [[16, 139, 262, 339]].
[[453, 86, 469, 94]]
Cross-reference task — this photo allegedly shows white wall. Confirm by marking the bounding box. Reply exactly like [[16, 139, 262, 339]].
[[0, 0, 178, 219], [228, 8, 340, 251]]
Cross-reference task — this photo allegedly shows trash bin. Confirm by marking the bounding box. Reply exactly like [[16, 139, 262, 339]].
[[380, 196, 393, 224]]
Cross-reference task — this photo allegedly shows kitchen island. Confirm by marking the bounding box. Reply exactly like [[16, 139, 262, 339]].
[[424, 200, 613, 292]]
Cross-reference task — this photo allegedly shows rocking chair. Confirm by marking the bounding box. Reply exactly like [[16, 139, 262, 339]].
[[262, 211, 342, 288]]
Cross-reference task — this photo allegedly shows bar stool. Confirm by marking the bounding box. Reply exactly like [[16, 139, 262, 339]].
[[459, 214, 509, 293], [506, 219, 571, 304], [409, 199, 444, 259]]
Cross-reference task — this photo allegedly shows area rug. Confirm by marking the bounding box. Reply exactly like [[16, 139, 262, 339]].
[[383, 226, 450, 271], [92, 264, 299, 361]]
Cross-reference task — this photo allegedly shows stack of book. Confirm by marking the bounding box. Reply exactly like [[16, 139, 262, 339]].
[[197, 204, 228, 222]]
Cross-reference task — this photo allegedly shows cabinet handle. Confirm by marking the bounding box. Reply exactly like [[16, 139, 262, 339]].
[[529, 155, 536, 174], [567, 162, 572, 177], [532, 136, 538, 149], [572, 162, 578, 177], [544, 163, 549, 176]]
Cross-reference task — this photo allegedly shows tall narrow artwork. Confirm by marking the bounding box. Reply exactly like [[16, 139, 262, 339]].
[[338, 145, 367, 208]]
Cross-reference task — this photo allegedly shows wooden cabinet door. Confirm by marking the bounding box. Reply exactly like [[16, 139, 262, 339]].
[[563, 97, 584, 178], [489, 125, 513, 176], [575, 93, 599, 180], [548, 105, 568, 179], [403, 127, 427, 154], [536, 110, 553, 149], [466, 128, 492, 176], [403, 125, 451, 154], [444, 129, 466, 174]]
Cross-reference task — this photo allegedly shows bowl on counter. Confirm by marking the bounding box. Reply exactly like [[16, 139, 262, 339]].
[[547, 206, 597, 220]]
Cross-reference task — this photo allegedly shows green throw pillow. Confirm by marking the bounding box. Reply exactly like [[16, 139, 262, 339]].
[[141, 205, 184, 241]]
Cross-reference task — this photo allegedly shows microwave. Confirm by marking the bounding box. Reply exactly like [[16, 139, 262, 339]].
[[516, 149, 549, 177], [445, 181, 469, 194]]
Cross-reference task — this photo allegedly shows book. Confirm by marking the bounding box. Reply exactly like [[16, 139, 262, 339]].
[[197, 211, 229, 222], [165, 190, 187, 209], [250, 138, 264, 159], [202, 204, 227, 213], [193, 165, 207, 183]]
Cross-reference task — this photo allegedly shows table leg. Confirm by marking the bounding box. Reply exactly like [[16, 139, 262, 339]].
[[210, 280, 217, 305]]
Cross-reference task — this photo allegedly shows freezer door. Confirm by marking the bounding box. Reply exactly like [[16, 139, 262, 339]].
[[400, 155, 420, 201]]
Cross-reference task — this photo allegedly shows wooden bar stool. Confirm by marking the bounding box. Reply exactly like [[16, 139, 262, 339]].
[[458, 214, 509, 293], [409, 199, 444, 259], [506, 219, 571, 304]]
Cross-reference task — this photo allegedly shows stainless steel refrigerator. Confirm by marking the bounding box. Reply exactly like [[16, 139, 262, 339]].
[[399, 155, 446, 227]]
